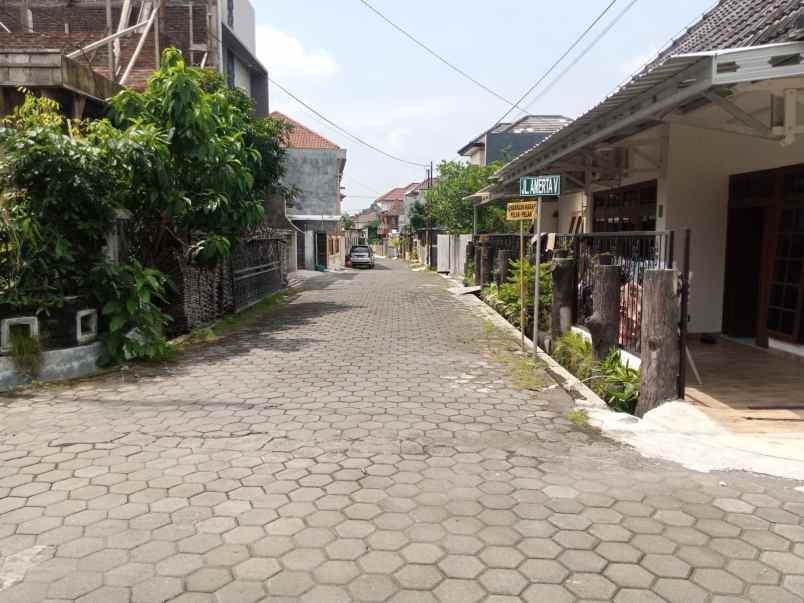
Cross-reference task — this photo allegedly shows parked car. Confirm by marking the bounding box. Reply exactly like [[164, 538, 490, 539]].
[[347, 245, 375, 269]]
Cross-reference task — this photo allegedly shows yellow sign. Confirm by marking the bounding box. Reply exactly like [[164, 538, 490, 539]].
[[507, 200, 537, 221]]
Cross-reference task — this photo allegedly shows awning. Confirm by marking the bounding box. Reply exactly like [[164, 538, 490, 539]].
[[489, 41, 804, 192]]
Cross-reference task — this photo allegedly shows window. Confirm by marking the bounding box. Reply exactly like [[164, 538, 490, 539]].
[[593, 181, 657, 232]]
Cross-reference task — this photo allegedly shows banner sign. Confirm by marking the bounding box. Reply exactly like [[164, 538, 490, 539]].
[[520, 175, 561, 197], [506, 201, 537, 221]]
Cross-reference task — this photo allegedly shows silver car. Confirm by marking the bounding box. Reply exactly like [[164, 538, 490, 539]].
[[348, 245, 375, 269]]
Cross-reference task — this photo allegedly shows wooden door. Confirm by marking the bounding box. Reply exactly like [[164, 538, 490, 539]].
[[767, 207, 804, 342]]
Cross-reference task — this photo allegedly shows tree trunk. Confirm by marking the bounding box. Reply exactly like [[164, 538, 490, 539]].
[[636, 269, 680, 417], [479, 242, 491, 286], [496, 250, 512, 285], [585, 264, 621, 361], [551, 258, 576, 341], [474, 243, 482, 286]]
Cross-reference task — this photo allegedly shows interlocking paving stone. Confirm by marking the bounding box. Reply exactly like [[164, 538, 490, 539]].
[[0, 260, 803, 602]]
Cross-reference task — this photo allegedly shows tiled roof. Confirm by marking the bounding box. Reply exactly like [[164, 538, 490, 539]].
[[496, 0, 804, 179], [376, 183, 418, 204], [270, 111, 340, 150], [648, 0, 804, 70]]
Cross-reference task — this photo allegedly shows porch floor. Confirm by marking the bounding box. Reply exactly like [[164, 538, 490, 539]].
[[685, 338, 804, 434]]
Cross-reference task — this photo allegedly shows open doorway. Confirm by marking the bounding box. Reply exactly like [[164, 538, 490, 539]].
[[723, 206, 764, 338]]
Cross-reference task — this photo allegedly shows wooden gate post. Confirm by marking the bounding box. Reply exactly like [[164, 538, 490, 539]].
[[474, 243, 482, 286], [636, 269, 681, 417], [551, 258, 576, 341], [479, 242, 492, 286], [496, 250, 512, 285], [585, 264, 621, 361]]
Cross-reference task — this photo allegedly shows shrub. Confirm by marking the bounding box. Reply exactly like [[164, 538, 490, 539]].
[[9, 330, 43, 378], [552, 332, 641, 414]]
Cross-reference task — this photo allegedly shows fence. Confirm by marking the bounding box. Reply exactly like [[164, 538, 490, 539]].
[[555, 230, 690, 362], [231, 229, 289, 311]]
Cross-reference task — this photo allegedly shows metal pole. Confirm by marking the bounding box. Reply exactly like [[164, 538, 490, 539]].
[[520, 219, 525, 351], [532, 197, 543, 359]]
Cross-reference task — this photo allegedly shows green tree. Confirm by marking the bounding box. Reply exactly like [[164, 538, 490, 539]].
[[424, 160, 514, 234], [341, 212, 355, 230], [109, 48, 290, 266]]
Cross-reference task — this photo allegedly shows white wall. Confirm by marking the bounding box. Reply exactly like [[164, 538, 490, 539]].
[[665, 122, 804, 334], [557, 192, 584, 233], [233, 0, 256, 53]]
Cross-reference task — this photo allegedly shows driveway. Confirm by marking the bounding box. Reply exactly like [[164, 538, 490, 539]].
[[1, 259, 803, 602]]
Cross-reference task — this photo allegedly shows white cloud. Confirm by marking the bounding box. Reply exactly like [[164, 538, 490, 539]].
[[256, 25, 339, 80]]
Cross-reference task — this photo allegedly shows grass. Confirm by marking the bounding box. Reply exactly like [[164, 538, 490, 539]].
[[567, 408, 590, 427], [9, 331, 43, 378], [169, 288, 299, 354]]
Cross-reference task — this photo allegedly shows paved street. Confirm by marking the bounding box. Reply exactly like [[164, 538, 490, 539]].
[[1, 259, 803, 603]]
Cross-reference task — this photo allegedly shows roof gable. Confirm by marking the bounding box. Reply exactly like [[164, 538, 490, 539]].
[[271, 111, 340, 150]]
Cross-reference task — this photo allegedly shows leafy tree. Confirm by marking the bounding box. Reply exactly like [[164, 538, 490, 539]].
[[0, 95, 166, 309], [341, 212, 355, 230], [109, 48, 290, 266], [424, 160, 515, 234]]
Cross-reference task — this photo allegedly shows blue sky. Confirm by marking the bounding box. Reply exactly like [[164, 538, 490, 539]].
[[253, 0, 717, 214]]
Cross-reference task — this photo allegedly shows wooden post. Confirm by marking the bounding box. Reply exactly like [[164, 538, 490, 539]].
[[496, 250, 511, 285], [551, 258, 576, 341], [479, 242, 491, 286], [474, 243, 482, 286], [585, 264, 621, 361], [637, 269, 681, 417]]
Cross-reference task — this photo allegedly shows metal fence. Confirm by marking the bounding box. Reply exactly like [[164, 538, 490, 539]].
[[231, 231, 287, 311], [555, 231, 689, 362]]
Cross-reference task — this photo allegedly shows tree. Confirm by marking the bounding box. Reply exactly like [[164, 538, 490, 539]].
[[341, 212, 355, 230], [425, 160, 514, 234], [109, 48, 290, 266]]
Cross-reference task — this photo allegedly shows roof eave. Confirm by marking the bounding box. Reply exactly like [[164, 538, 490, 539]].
[[492, 41, 804, 189]]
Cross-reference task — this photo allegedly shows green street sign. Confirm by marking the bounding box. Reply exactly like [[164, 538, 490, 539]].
[[520, 175, 561, 197]]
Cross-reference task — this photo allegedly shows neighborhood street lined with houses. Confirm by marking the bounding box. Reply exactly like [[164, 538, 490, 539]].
[[3, 1, 804, 602]]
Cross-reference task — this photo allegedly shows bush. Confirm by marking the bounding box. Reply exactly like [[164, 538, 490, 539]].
[[552, 332, 641, 414]]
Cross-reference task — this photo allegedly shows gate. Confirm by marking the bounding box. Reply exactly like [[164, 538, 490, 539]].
[[231, 231, 287, 311], [555, 229, 691, 398]]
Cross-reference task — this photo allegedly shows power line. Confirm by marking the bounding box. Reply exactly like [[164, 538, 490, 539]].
[[269, 76, 428, 168], [357, 0, 527, 114], [495, 0, 621, 126], [525, 0, 639, 110]]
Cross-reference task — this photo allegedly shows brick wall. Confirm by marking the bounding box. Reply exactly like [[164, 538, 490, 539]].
[[0, 1, 212, 79]]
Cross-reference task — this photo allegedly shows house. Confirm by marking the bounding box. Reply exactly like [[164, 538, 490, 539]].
[[0, 0, 268, 117], [474, 0, 804, 419], [273, 111, 347, 270], [398, 180, 428, 233], [458, 115, 572, 166], [374, 184, 419, 236]]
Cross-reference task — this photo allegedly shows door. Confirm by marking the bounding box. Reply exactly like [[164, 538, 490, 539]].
[[316, 232, 327, 268], [723, 207, 764, 338], [767, 207, 804, 342], [296, 232, 306, 271]]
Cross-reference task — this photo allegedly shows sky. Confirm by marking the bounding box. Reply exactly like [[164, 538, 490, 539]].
[[253, 0, 718, 214]]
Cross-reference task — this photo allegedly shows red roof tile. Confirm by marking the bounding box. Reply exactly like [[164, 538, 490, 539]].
[[270, 111, 340, 150]]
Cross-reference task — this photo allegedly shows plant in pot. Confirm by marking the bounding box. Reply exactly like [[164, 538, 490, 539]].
[[553, 239, 574, 259]]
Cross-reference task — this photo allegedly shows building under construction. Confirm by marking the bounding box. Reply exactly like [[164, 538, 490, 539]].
[[0, 0, 267, 117]]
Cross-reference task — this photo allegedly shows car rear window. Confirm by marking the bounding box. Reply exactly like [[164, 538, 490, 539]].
[[351, 246, 370, 253]]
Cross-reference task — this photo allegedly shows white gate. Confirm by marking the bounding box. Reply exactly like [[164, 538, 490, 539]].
[[437, 235, 451, 273]]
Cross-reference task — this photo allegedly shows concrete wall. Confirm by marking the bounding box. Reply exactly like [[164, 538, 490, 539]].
[[557, 192, 584, 234], [0, 342, 102, 391], [284, 148, 345, 219], [232, 0, 256, 53]]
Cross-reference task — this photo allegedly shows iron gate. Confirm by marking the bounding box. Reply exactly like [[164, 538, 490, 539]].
[[231, 231, 287, 311]]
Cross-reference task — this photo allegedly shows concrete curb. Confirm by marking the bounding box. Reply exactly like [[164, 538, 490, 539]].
[[435, 269, 804, 482]]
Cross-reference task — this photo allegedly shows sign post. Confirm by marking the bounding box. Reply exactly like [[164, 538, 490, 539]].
[[506, 200, 537, 350], [520, 175, 561, 360]]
